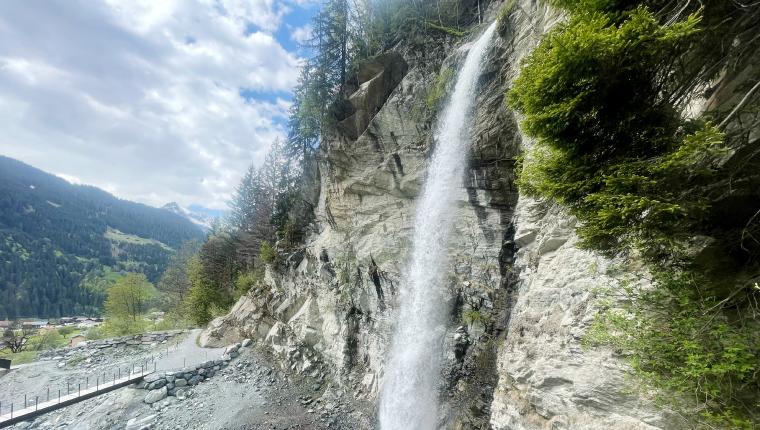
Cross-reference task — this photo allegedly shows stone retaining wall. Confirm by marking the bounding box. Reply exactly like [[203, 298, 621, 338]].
[[138, 340, 250, 404]]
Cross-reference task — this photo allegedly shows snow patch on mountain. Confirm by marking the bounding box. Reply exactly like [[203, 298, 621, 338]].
[[161, 202, 217, 232]]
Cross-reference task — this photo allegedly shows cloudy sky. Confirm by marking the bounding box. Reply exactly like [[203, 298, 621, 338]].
[[0, 0, 316, 211]]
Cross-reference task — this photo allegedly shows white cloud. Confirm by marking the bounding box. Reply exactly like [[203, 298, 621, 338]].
[[0, 0, 304, 210], [291, 24, 312, 45], [56, 173, 83, 185]]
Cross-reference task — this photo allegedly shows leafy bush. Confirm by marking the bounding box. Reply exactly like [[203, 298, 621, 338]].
[[234, 270, 263, 299], [587, 271, 759, 428], [509, 0, 760, 425], [57, 326, 75, 336], [85, 325, 107, 340], [259, 241, 278, 265], [509, 7, 700, 160]]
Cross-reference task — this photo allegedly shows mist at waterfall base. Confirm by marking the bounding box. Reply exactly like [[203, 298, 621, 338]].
[[378, 22, 498, 430]]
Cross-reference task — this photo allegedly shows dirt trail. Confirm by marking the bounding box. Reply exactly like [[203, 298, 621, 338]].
[[1, 334, 370, 430]]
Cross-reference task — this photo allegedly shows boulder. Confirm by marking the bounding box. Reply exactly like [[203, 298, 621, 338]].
[[147, 379, 167, 390], [174, 378, 187, 387], [126, 414, 157, 430], [175, 388, 191, 400], [198, 317, 242, 347], [241, 338, 252, 348], [144, 387, 167, 404], [143, 373, 164, 384], [336, 51, 408, 139]]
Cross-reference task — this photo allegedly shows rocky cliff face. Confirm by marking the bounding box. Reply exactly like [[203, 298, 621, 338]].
[[200, 1, 753, 428]]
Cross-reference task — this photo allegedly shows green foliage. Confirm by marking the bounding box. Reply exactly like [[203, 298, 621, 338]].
[[462, 309, 489, 326], [186, 255, 230, 326], [0, 156, 204, 319], [234, 270, 262, 299], [85, 325, 107, 340], [549, 0, 647, 14], [509, 8, 700, 160], [31, 329, 64, 351], [497, 0, 518, 24], [0, 349, 38, 365], [104, 273, 155, 335], [279, 219, 299, 249], [57, 326, 75, 336], [287, 0, 482, 162], [425, 21, 465, 37], [510, 0, 760, 425], [425, 67, 454, 111], [152, 312, 192, 331], [100, 318, 149, 337], [259, 241, 278, 266], [587, 272, 759, 428]]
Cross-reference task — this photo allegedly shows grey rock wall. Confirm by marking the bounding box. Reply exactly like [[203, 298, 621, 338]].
[[200, 1, 750, 428]]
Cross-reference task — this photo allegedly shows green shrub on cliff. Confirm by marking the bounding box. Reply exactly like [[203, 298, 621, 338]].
[[426, 67, 454, 111], [509, 0, 760, 426]]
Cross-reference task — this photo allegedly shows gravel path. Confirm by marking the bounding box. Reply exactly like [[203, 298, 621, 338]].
[[1, 336, 371, 430], [153, 329, 224, 371], [0, 331, 192, 414]]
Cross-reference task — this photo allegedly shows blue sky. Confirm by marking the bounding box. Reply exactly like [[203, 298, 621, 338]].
[[0, 0, 318, 210]]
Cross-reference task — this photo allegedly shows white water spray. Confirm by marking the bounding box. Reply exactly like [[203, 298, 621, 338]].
[[379, 22, 498, 430]]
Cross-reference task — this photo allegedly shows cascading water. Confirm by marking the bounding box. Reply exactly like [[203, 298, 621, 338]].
[[378, 21, 498, 430]]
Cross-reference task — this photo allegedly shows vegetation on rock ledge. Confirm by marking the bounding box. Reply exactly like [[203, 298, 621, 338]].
[[509, 0, 760, 426]]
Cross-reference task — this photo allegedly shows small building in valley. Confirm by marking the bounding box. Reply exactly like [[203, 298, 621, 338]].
[[69, 334, 86, 347]]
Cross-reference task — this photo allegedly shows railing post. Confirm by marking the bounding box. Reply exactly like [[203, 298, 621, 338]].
[[67, 381, 70, 395], [58, 389, 61, 404], [78, 383, 81, 397], [96, 377, 99, 391], [35, 396, 38, 411], [24, 394, 26, 409], [11, 402, 13, 419], [86, 377, 88, 389], [47, 386, 50, 402]]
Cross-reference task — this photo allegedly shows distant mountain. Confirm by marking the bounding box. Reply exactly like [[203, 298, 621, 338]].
[[0, 155, 206, 319], [161, 202, 220, 231]]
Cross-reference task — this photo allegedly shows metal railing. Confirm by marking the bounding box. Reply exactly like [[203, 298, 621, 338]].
[[0, 337, 195, 425]]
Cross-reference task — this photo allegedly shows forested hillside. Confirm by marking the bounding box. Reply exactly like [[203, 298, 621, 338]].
[[0, 156, 206, 318]]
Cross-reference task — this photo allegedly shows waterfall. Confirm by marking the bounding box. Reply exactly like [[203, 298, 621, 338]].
[[379, 21, 498, 430]]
